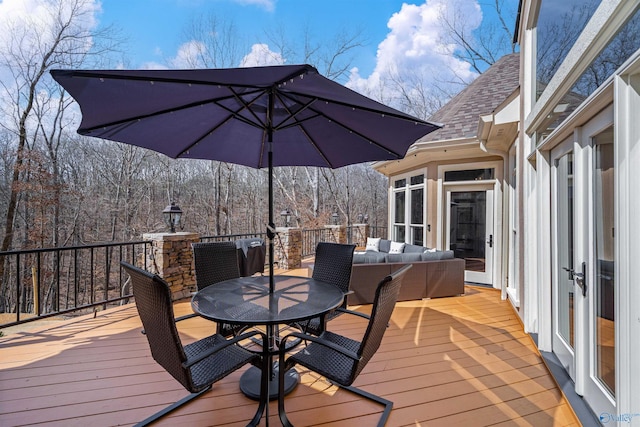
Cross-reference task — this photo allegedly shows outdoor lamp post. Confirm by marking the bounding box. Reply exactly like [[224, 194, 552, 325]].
[[357, 213, 363, 223], [162, 202, 183, 233], [331, 210, 339, 225], [363, 214, 369, 224], [280, 208, 291, 227]]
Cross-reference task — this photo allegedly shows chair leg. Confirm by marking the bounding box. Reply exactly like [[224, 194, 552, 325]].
[[340, 384, 393, 427], [278, 357, 294, 427], [248, 349, 270, 427], [134, 386, 211, 427]]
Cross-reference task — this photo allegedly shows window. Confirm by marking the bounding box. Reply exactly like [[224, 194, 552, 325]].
[[536, 0, 601, 100], [392, 171, 426, 245], [444, 168, 494, 182]]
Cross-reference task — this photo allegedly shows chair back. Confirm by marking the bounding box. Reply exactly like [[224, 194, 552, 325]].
[[354, 264, 412, 379], [192, 241, 240, 291], [121, 261, 194, 391], [312, 242, 356, 302]]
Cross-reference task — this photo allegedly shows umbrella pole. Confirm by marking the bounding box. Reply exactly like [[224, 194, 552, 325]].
[[267, 90, 276, 294], [268, 148, 275, 293]]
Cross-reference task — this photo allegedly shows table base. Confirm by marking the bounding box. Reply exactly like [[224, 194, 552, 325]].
[[240, 365, 299, 401]]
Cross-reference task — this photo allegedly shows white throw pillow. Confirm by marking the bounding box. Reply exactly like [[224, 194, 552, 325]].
[[389, 241, 405, 254], [365, 237, 381, 252], [424, 247, 437, 253]]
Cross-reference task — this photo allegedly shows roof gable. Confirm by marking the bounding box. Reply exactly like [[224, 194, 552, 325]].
[[420, 53, 520, 143]]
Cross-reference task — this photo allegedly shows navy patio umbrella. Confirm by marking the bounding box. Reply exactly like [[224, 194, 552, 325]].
[[51, 64, 441, 292]]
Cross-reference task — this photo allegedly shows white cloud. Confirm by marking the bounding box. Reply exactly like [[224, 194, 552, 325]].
[[233, 0, 275, 13], [169, 40, 208, 68], [140, 61, 169, 70], [239, 43, 285, 67], [0, 0, 102, 134], [346, 0, 481, 116]]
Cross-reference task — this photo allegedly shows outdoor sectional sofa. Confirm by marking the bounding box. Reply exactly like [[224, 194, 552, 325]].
[[348, 238, 465, 305]]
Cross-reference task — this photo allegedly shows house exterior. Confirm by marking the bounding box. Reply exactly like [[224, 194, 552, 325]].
[[374, 0, 640, 422]]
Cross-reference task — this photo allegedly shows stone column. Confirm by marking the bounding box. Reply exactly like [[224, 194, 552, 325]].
[[142, 232, 200, 300], [324, 224, 347, 244], [273, 227, 302, 270], [351, 223, 370, 248]]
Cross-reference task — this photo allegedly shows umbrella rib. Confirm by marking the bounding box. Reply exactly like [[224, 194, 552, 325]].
[[79, 88, 266, 134], [174, 91, 269, 158], [61, 70, 294, 90], [282, 88, 433, 124], [276, 91, 412, 159], [272, 92, 333, 166]]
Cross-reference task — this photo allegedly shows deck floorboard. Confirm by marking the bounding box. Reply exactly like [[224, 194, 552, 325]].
[[0, 281, 579, 426]]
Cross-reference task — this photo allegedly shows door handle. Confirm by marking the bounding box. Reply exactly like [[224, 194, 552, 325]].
[[574, 261, 587, 297], [563, 263, 587, 297], [562, 266, 575, 280], [487, 234, 493, 248]]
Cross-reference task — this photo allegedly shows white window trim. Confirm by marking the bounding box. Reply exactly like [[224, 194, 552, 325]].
[[390, 168, 427, 244], [507, 143, 520, 307], [436, 161, 504, 250]]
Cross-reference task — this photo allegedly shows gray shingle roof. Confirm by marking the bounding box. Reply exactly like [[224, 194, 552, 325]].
[[420, 53, 520, 143]]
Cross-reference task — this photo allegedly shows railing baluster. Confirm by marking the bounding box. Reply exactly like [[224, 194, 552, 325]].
[[0, 228, 363, 329], [36, 252, 41, 316], [90, 248, 95, 305], [16, 254, 21, 323]]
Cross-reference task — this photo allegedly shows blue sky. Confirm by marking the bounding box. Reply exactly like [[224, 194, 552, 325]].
[[0, 0, 518, 115], [99, 0, 404, 77]]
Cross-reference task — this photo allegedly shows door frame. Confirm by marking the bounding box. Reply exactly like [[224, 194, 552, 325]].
[[444, 184, 494, 284], [549, 106, 616, 416], [550, 136, 577, 380], [437, 160, 503, 289], [579, 109, 616, 416]]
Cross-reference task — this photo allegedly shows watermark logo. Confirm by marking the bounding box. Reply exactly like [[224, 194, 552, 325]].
[[600, 412, 640, 424]]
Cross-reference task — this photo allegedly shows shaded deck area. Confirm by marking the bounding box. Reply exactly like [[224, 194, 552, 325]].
[[1, 271, 579, 426]]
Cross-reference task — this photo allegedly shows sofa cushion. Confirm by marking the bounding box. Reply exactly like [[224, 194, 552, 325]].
[[379, 239, 392, 253], [386, 252, 423, 263], [403, 244, 426, 253], [389, 241, 405, 254], [421, 251, 441, 261], [353, 251, 387, 264], [440, 250, 455, 259], [421, 250, 456, 261], [365, 237, 381, 252]]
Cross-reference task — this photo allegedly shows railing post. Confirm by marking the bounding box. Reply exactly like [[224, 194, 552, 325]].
[[324, 224, 347, 244], [351, 223, 370, 248], [274, 227, 302, 270], [142, 232, 199, 300]]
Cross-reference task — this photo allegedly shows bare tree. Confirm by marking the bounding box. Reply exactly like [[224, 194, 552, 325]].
[[437, 0, 517, 74], [0, 0, 119, 252]]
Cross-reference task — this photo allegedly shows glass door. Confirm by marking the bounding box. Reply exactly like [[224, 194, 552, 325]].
[[551, 146, 576, 379], [551, 125, 616, 416], [446, 186, 494, 284], [584, 128, 616, 416]]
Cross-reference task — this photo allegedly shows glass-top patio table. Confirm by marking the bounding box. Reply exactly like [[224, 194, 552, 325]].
[[191, 275, 345, 400]]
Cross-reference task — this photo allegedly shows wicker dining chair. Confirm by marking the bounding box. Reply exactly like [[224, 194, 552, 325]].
[[277, 264, 412, 427], [299, 242, 368, 335], [121, 261, 268, 427], [188, 241, 243, 337]]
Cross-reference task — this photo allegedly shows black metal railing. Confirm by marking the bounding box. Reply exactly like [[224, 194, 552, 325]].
[[369, 226, 388, 239], [301, 228, 332, 257], [199, 232, 267, 243], [0, 240, 151, 328], [0, 226, 388, 328]]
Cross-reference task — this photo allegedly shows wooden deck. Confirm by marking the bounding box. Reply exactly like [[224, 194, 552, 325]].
[[0, 279, 579, 426]]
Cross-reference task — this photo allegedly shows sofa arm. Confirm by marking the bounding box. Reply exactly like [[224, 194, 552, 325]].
[[425, 258, 465, 298]]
